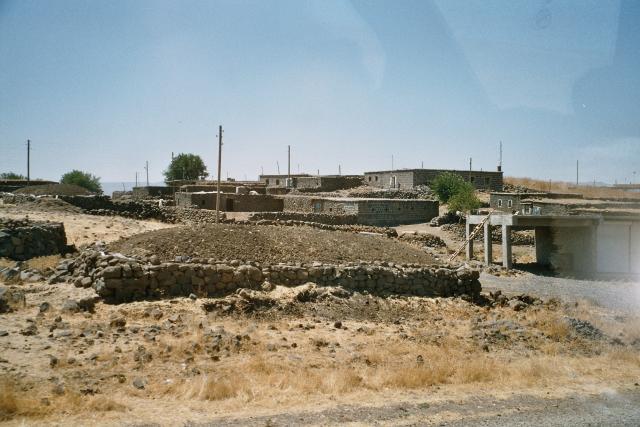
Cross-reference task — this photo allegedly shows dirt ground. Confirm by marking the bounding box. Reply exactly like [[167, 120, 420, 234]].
[[2, 207, 640, 426], [0, 203, 174, 248], [108, 224, 434, 264]]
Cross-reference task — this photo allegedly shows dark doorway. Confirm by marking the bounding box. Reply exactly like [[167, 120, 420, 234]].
[[226, 198, 234, 211]]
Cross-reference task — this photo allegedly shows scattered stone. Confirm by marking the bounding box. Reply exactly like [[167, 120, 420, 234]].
[[132, 377, 146, 390]]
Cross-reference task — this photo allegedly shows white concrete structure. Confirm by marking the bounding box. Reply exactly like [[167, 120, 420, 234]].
[[467, 213, 640, 276]]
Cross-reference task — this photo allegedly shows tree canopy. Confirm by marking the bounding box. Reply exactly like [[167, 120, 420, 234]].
[[60, 170, 102, 194], [0, 172, 26, 180], [163, 153, 208, 182]]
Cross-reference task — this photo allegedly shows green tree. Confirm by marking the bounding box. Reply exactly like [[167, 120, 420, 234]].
[[447, 187, 481, 213], [163, 153, 208, 182], [432, 172, 470, 203], [0, 172, 26, 180], [60, 170, 102, 194]]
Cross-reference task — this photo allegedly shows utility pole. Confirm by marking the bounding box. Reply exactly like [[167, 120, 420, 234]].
[[469, 157, 472, 182], [391, 155, 394, 171], [215, 125, 223, 224], [576, 160, 579, 186], [26, 139, 31, 184], [135, 172, 138, 187], [338, 164, 341, 176], [261, 165, 264, 175], [145, 161, 149, 186], [277, 161, 280, 174], [287, 145, 291, 178], [498, 141, 503, 172], [421, 161, 424, 169]]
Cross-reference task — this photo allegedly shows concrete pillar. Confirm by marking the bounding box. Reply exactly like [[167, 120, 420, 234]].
[[535, 227, 553, 266], [502, 224, 512, 269], [484, 221, 492, 265], [466, 221, 474, 260]]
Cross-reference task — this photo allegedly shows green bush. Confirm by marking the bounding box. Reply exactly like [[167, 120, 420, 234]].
[[0, 172, 26, 180], [447, 187, 481, 213], [164, 153, 208, 182], [432, 172, 471, 203], [432, 172, 481, 213], [60, 170, 102, 194]]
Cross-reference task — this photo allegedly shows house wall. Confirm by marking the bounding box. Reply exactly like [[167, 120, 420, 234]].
[[364, 169, 503, 191], [175, 192, 282, 212]]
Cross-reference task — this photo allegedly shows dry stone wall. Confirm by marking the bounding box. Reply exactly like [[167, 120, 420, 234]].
[[56, 248, 481, 302], [0, 218, 68, 260]]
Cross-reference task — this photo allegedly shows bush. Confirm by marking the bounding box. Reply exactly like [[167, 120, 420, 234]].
[[164, 153, 208, 182], [0, 172, 26, 180], [60, 170, 102, 194], [447, 187, 481, 213], [432, 172, 480, 213], [432, 172, 470, 203]]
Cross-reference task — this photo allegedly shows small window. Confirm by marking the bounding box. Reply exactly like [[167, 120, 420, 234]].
[[498, 199, 503, 207], [201, 200, 205, 206], [470, 176, 475, 183], [368, 176, 371, 182], [485, 177, 490, 185], [276, 179, 280, 185], [375, 176, 378, 181], [507, 200, 513, 208], [265, 179, 270, 185], [329, 208, 333, 212]]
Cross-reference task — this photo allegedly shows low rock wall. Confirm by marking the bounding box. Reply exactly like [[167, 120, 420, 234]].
[[249, 211, 358, 225], [56, 248, 481, 302], [0, 218, 68, 260]]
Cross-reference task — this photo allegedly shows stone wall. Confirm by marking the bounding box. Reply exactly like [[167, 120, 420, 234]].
[[0, 218, 68, 260], [60, 196, 177, 222], [295, 176, 363, 192], [354, 199, 439, 226], [175, 192, 283, 212], [248, 211, 359, 225], [57, 248, 481, 302], [132, 186, 175, 199]]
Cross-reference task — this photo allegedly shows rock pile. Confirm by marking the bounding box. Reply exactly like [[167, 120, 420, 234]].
[[250, 218, 398, 237], [53, 247, 481, 302], [0, 218, 68, 260], [399, 232, 446, 248]]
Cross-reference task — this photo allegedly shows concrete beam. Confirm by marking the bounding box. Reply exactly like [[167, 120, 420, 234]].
[[502, 224, 512, 269], [484, 221, 492, 265]]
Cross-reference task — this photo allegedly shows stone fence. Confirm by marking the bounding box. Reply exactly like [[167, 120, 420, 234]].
[[248, 211, 358, 225], [54, 248, 481, 303], [0, 218, 68, 260]]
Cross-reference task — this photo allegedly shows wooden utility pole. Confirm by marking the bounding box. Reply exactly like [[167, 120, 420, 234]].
[[215, 125, 223, 224], [576, 160, 579, 186], [135, 172, 138, 187], [145, 161, 149, 186], [287, 145, 291, 178], [26, 139, 30, 184]]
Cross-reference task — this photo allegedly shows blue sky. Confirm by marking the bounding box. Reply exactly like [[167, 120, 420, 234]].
[[1, 0, 639, 185]]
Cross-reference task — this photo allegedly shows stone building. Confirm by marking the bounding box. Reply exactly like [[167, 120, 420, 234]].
[[258, 174, 311, 188], [132, 186, 175, 199], [363, 169, 503, 191], [294, 175, 363, 191], [282, 195, 438, 226], [175, 192, 283, 212]]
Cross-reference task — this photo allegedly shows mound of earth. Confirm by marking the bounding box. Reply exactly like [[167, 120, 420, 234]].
[[109, 224, 435, 264], [15, 183, 92, 196], [13, 197, 83, 214]]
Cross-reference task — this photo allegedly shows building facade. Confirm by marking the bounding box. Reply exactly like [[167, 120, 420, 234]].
[[364, 169, 503, 191]]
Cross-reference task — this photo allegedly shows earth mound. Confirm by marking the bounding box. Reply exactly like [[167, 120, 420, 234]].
[[108, 224, 435, 264], [15, 183, 92, 196]]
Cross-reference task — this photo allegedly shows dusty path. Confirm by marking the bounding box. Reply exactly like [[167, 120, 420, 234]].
[[187, 389, 640, 426], [481, 273, 640, 313]]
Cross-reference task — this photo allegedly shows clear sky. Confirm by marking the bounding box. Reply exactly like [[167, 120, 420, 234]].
[[1, 0, 639, 185]]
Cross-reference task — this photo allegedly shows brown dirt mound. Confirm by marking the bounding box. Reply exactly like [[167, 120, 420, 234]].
[[15, 183, 92, 196], [108, 224, 435, 264]]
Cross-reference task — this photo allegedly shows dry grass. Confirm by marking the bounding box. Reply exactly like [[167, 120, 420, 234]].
[[25, 255, 61, 271], [505, 177, 640, 200]]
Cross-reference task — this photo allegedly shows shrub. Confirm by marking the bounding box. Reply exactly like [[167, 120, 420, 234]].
[[432, 172, 469, 203], [447, 187, 481, 213], [0, 172, 26, 180], [60, 170, 102, 194]]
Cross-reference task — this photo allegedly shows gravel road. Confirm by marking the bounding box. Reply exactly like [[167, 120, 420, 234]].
[[183, 389, 640, 426], [480, 272, 640, 313]]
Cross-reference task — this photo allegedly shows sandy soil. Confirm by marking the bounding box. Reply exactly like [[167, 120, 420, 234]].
[[0, 206, 175, 247]]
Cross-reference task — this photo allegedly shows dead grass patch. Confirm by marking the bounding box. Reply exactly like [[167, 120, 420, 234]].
[[505, 177, 640, 200]]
